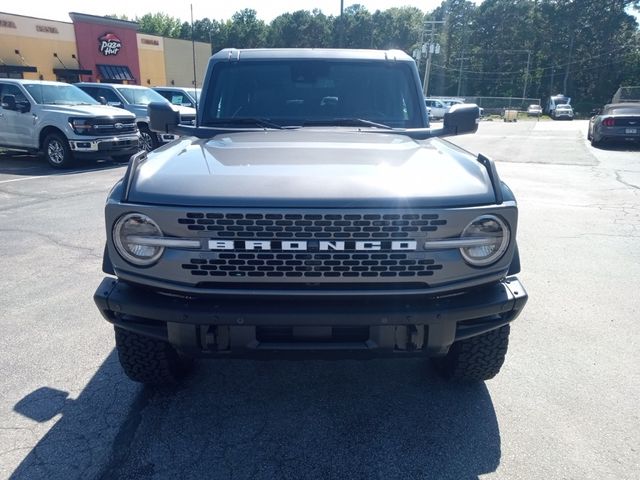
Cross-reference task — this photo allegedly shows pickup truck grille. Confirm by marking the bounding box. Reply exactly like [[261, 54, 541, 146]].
[[178, 212, 446, 239], [92, 117, 137, 135], [181, 252, 442, 279]]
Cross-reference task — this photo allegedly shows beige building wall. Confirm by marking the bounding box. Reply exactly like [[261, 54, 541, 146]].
[[0, 12, 78, 81], [137, 33, 167, 87], [162, 37, 209, 88]]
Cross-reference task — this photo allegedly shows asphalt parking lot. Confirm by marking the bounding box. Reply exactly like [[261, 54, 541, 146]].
[[1, 120, 639, 480]]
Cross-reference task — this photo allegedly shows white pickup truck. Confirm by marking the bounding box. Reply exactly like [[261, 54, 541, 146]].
[[0, 79, 139, 168]]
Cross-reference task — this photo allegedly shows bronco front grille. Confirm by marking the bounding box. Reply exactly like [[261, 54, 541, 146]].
[[177, 213, 446, 239], [181, 252, 442, 278]]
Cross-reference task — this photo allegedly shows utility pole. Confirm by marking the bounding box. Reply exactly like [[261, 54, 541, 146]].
[[522, 50, 531, 101], [422, 20, 445, 96], [339, 0, 344, 48], [455, 54, 471, 97]]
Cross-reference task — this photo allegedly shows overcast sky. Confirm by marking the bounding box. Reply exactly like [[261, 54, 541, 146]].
[[6, 1, 460, 23]]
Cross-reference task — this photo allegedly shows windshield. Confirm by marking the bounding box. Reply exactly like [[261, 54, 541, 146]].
[[23, 83, 98, 105], [117, 87, 168, 106], [202, 60, 422, 128], [605, 106, 640, 115]]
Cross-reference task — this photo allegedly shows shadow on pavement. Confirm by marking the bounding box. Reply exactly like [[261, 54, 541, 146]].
[[591, 140, 640, 151], [0, 150, 125, 177], [12, 354, 501, 480]]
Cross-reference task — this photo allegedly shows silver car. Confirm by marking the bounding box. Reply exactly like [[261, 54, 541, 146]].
[[553, 104, 574, 120]]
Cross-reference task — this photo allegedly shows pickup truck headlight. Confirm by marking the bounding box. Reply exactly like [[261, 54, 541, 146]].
[[460, 215, 510, 267], [69, 118, 95, 135], [113, 213, 164, 266]]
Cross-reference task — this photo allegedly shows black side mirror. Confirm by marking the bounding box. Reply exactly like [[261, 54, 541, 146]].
[[98, 96, 108, 105], [443, 104, 480, 136], [1, 94, 17, 111], [149, 101, 181, 133]]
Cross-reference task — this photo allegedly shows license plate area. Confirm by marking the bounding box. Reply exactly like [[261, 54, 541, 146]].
[[625, 128, 637, 134]]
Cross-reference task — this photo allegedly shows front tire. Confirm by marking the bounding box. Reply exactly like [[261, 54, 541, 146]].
[[43, 133, 74, 168], [114, 327, 192, 385], [433, 325, 510, 382], [139, 124, 160, 152]]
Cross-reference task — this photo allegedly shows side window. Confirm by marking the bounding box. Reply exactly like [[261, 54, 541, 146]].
[[0, 84, 29, 107], [97, 88, 122, 105], [155, 90, 172, 102]]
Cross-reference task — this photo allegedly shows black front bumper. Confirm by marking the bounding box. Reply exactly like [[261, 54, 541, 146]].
[[94, 276, 527, 357]]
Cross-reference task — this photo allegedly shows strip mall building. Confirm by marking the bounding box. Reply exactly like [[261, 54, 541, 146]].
[[0, 11, 210, 87]]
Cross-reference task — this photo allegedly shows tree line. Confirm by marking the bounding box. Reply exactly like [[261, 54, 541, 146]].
[[117, 0, 640, 110]]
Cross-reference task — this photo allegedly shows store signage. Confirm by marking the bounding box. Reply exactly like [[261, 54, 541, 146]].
[[0, 19, 17, 29], [36, 25, 59, 34], [141, 38, 159, 46], [99, 33, 122, 56]]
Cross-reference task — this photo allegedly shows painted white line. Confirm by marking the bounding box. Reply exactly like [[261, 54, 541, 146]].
[[0, 166, 123, 185], [0, 175, 42, 185]]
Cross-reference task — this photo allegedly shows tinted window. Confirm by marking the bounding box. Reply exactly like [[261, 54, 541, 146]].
[[202, 60, 422, 128]]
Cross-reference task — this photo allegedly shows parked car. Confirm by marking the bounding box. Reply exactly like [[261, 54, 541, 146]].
[[152, 86, 202, 109], [553, 104, 574, 120], [424, 98, 448, 119], [545, 93, 571, 117], [527, 104, 543, 117], [588, 103, 640, 146], [0, 79, 139, 168], [75, 83, 196, 152], [441, 98, 484, 117]]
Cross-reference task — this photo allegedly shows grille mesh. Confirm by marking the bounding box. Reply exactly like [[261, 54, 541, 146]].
[[178, 213, 446, 239], [181, 252, 442, 278]]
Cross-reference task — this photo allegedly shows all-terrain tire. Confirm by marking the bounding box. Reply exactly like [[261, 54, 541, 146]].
[[433, 325, 510, 382], [114, 327, 192, 385]]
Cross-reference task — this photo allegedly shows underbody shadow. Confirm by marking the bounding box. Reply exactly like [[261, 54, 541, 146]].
[[12, 354, 501, 480]]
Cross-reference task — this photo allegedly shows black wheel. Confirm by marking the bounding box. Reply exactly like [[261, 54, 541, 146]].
[[111, 154, 133, 163], [139, 124, 160, 152], [433, 325, 510, 382], [114, 327, 193, 385], [43, 132, 74, 168]]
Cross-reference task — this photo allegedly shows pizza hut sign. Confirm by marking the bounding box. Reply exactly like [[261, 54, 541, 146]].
[[99, 33, 122, 56]]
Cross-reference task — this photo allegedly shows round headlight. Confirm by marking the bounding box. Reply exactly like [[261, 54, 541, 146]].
[[113, 213, 164, 266], [460, 215, 510, 267]]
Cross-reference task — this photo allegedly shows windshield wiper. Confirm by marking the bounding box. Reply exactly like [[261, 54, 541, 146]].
[[302, 118, 393, 129], [205, 118, 287, 129]]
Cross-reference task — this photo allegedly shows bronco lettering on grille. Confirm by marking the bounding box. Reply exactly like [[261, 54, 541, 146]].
[[207, 240, 418, 251]]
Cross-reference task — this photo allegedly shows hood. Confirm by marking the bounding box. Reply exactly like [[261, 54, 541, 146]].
[[40, 104, 135, 118], [128, 129, 496, 208]]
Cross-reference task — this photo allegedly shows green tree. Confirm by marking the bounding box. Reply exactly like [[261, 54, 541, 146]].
[[267, 9, 332, 48], [225, 9, 267, 48], [136, 12, 182, 38]]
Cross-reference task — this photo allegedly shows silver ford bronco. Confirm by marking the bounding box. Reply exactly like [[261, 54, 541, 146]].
[[94, 49, 527, 385]]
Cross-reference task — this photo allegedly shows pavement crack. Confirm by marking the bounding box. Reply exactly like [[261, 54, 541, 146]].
[[613, 170, 640, 192], [0, 228, 102, 259], [96, 387, 152, 480]]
